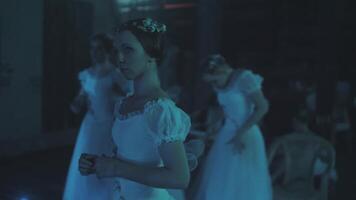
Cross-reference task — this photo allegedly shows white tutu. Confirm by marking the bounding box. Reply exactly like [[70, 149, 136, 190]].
[[63, 67, 132, 199], [63, 114, 115, 200], [192, 120, 272, 200], [190, 70, 272, 200]]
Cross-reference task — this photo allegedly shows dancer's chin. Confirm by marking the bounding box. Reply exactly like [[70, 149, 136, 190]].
[[122, 72, 134, 80]]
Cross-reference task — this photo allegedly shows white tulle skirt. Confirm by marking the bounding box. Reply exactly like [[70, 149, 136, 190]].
[[191, 119, 272, 200], [63, 113, 115, 200]]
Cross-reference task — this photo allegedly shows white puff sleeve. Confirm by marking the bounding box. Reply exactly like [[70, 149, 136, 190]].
[[78, 69, 96, 96], [144, 99, 191, 146], [237, 70, 264, 94], [78, 69, 88, 83]]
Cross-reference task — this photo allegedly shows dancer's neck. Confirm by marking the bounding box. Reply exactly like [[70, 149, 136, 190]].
[[133, 66, 162, 98]]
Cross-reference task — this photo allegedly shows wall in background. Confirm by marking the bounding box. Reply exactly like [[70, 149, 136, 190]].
[[0, 0, 43, 142]]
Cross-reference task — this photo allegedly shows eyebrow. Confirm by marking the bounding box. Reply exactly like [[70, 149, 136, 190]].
[[119, 43, 132, 47]]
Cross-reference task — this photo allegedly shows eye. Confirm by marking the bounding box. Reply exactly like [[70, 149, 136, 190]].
[[122, 46, 133, 53], [125, 47, 132, 51]]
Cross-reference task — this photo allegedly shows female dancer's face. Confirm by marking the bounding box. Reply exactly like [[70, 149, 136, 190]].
[[203, 61, 232, 87], [114, 30, 151, 80], [90, 40, 108, 64]]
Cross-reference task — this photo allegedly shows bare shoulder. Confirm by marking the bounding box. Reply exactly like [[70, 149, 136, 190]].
[[230, 68, 246, 83], [87, 66, 95, 72], [152, 89, 171, 101], [235, 68, 247, 77]]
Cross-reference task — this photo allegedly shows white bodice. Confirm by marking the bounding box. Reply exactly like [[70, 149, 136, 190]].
[[111, 98, 191, 199], [215, 70, 263, 128]]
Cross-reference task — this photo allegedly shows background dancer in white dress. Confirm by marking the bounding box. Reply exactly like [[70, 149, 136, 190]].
[[63, 33, 132, 200], [191, 54, 273, 200]]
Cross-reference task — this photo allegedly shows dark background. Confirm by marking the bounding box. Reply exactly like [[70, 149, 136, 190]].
[[0, 0, 355, 199]]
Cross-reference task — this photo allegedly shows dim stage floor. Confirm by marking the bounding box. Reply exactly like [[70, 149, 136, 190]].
[[0, 145, 354, 200]]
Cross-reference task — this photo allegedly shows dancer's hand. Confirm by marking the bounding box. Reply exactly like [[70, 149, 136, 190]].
[[70, 100, 82, 114], [70, 93, 87, 114], [79, 153, 97, 175], [226, 136, 245, 154], [94, 154, 122, 179]]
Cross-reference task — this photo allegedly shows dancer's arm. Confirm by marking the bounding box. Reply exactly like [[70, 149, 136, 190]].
[[70, 88, 87, 114], [234, 90, 269, 137], [80, 141, 190, 189]]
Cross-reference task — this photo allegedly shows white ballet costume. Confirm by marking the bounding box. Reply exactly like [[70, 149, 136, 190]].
[[63, 67, 132, 200], [192, 70, 273, 200], [111, 98, 191, 200]]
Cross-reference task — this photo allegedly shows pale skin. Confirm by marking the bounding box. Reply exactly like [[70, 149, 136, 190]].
[[202, 55, 269, 154], [79, 30, 190, 189]]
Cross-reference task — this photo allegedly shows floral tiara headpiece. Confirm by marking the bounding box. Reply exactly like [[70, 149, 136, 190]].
[[129, 18, 167, 33]]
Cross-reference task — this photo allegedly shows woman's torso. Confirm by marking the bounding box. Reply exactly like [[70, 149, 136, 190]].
[[214, 70, 255, 128], [80, 67, 119, 120]]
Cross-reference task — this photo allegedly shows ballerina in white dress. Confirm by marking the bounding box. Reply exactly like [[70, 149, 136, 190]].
[[190, 54, 273, 200], [79, 18, 192, 200], [63, 33, 132, 200]]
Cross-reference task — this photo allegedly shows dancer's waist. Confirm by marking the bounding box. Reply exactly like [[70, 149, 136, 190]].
[[114, 179, 171, 199]]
